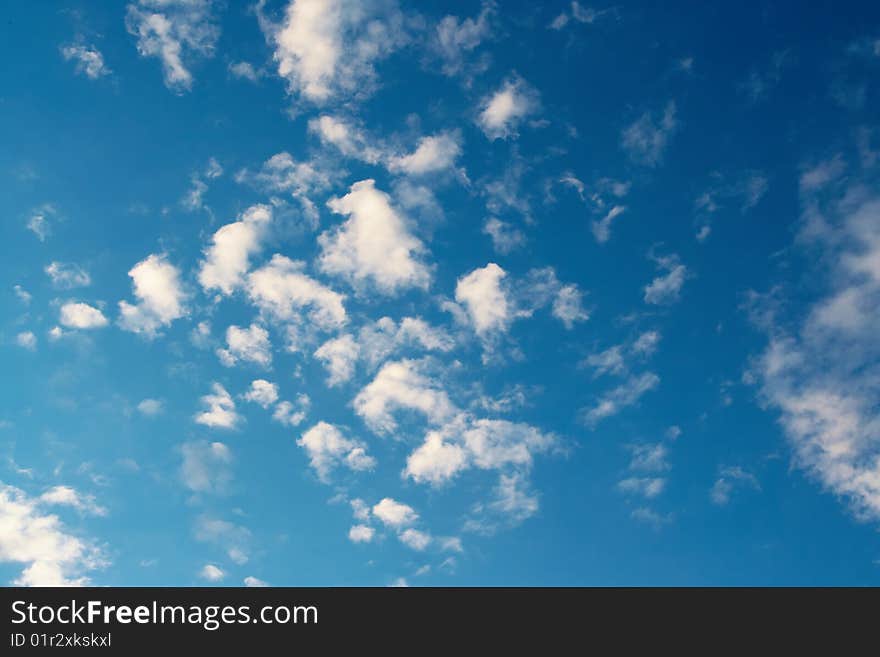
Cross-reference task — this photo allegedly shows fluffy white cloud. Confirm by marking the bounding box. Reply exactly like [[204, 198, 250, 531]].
[[371, 497, 417, 527], [404, 417, 557, 486], [307, 115, 383, 163], [320, 179, 431, 294], [16, 332, 37, 350], [179, 441, 233, 493], [61, 44, 110, 79], [217, 324, 272, 368], [247, 254, 347, 329], [125, 0, 219, 92], [39, 486, 107, 517], [314, 334, 359, 386], [749, 175, 880, 520], [354, 359, 455, 434], [454, 263, 510, 335], [297, 422, 375, 482], [398, 528, 431, 551], [242, 379, 279, 408], [272, 395, 310, 427], [552, 285, 589, 328], [621, 101, 678, 167], [118, 254, 187, 337], [477, 76, 539, 140], [387, 132, 462, 176], [643, 254, 688, 305], [235, 153, 333, 226], [199, 563, 225, 581], [194, 384, 241, 429], [229, 61, 262, 82], [0, 483, 106, 586], [244, 575, 268, 587], [357, 317, 455, 369], [348, 524, 375, 543], [45, 262, 91, 289], [432, 3, 494, 77], [59, 302, 108, 329], [262, 0, 407, 104], [198, 204, 272, 295], [583, 372, 660, 425]]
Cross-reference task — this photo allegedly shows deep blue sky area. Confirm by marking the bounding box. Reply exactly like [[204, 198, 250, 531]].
[[1, 1, 879, 586]]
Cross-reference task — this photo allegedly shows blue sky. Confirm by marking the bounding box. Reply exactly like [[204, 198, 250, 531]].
[[2, 0, 880, 587]]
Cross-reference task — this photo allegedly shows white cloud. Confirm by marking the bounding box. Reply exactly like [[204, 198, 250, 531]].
[[748, 177, 880, 520], [0, 483, 106, 586], [405, 416, 557, 486], [308, 115, 383, 163], [324, 317, 454, 382], [247, 254, 347, 330], [39, 485, 107, 517], [348, 524, 375, 543], [194, 384, 241, 430], [125, 0, 219, 92], [229, 61, 262, 82], [387, 132, 462, 176], [16, 332, 37, 351], [14, 285, 31, 304], [455, 263, 510, 335], [350, 498, 371, 521], [61, 44, 110, 79], [137, 398, 163, 416], [320, 179, 431, 294], [242, 380, 279, 408], [236, 152, 333, 226], [59, 302, 108, 330], [617, 477, 666, 499], [244, 575, 268, 587], [179, 441, 233, 494], [643, 254, 688, 305], [398, 528, 431, 551], [314, 334, 359, 386], [482, 217, 525, 254], [477, 76, 540, 140], [217, 324, 272, 368], [45, 262, 91, 289], [198, 205, 272, 295], [199, 563, 225, 581], [621, 101, 678, 167], [262, 0, 408, 104], [118, 254, 187, 337], [353, 359, 455, 434], [583, 372, 660, 425], [272, 395, 310, 427], [432, 3, 494, 78], [552, 284, 589, 328], [591, 205, 626, 244], [710, 466, 760, 505], [584, 331, 660, 377], [193, 516, 251, 563], [628, 443, 670, 472], [297, 422, 375, 482], [489, 472, 539, 524], [371, 497, 418, 527], [549, 3, 613, 30], [26, 204, 56, 241]]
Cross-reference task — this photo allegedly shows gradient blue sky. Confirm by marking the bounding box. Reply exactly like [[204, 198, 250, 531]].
[[2, 1, 880, 586]]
